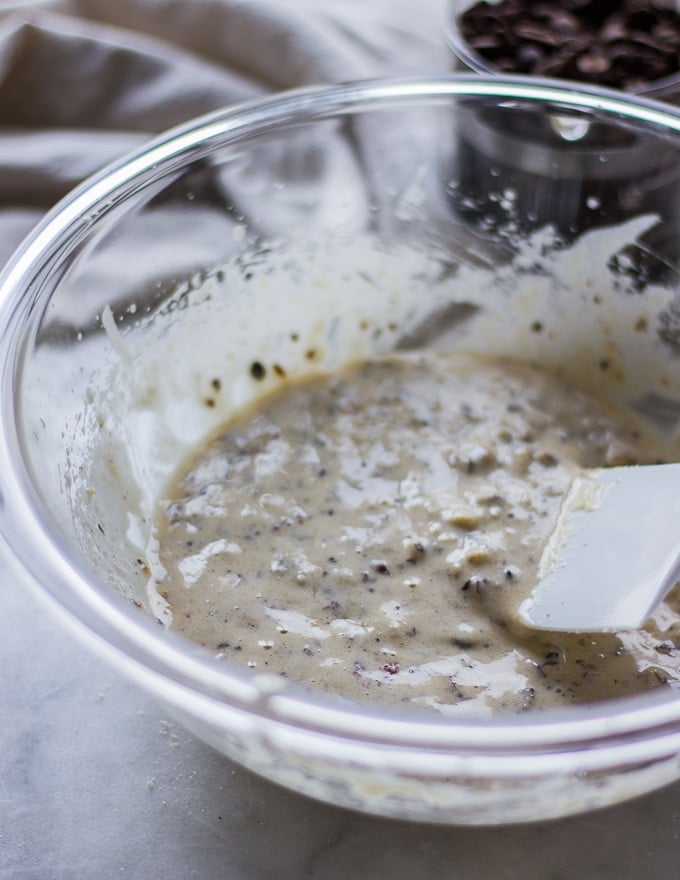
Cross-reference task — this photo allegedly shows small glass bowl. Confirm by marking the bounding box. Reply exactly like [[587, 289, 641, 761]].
[[3, 77, 680, 826], [445, 0, 680, 103], [445, 1, 680, 234]]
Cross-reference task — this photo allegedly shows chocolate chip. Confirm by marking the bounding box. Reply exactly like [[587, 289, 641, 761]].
[[250, 361, 266, 380], [458, 0, 680, 90], [577, 50, 612, 75]]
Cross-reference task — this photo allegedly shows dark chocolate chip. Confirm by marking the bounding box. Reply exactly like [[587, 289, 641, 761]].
[[458, 0, 680, 90]]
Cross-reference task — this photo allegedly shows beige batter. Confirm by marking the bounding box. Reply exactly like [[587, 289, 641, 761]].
[[151, 352, 680, 717]]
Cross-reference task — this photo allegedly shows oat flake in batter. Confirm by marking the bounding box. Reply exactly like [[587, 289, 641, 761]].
[[151, 352, 680, 717]]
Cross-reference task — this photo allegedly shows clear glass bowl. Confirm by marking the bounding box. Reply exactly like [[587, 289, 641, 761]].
[[3, 77, 680, 825]]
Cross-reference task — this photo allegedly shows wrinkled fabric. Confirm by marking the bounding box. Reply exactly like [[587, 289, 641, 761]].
[[0, 0, 448, 263]]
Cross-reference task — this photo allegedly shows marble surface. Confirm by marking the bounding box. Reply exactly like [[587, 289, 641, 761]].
[[3, 562, 680, 879]]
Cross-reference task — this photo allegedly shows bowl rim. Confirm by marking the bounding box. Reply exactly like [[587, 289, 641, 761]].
[[3, 74, 680, 759]]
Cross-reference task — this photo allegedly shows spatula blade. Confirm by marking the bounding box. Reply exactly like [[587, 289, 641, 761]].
[[518, 463, 680, 633]]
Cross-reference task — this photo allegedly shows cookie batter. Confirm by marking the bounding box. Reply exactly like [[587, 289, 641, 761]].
[[151, 352, 680, 716]]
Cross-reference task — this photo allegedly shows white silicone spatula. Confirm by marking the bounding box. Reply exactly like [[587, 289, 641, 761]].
[[518, 463, 680, 633]]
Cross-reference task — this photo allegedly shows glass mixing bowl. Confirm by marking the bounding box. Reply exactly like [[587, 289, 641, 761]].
[[3, 77, 680, 825]]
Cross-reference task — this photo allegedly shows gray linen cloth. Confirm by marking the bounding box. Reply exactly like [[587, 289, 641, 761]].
[[0, 0, 449, 267]]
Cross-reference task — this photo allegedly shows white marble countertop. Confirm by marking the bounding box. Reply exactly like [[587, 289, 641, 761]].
[[3, 560, 680, 879]]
